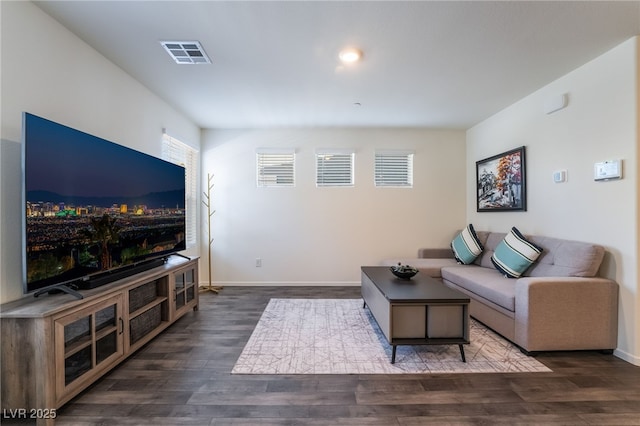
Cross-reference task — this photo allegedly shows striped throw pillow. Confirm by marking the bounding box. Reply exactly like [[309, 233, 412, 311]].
[[491, 227, 543, 278], [451, 224, 484, 264]]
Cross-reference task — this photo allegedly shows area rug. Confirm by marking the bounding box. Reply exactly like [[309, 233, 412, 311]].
[[232, 299, 551, 374]]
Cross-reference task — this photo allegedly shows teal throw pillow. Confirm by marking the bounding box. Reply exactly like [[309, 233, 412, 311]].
[[451, 224, 484, 264], [491, 227, 543, 278]]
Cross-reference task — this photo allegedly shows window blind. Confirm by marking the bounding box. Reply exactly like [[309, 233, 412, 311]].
[[162, 133, 198, 247], [256, 149, 295, 187], [316, 149, 355, 187], [375, 150, 414, 187]]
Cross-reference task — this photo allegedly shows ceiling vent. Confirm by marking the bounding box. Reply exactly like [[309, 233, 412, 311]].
[[160, 41, 211, 64]]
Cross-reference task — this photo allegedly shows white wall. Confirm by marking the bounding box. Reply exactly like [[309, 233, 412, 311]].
[[202, 128, 466, 286], [0, 1, 200, 303], [467, 37, 639, 364]]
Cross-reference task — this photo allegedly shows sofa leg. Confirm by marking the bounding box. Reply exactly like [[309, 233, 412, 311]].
[[600, 349, 614, 355]]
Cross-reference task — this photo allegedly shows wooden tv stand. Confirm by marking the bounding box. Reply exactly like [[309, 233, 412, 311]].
[[0, 255, 199, 426]]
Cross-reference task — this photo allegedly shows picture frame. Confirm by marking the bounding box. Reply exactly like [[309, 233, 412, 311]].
[[476, 146, 526, 212]]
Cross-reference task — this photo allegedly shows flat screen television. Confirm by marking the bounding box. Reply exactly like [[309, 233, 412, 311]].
[[22, 113, 186, 297]]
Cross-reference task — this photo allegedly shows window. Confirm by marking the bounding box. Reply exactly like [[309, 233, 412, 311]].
[[162, 133, 198, 248], [256, 149, 295, 187], [316, 149, 355, 187], [374, 150, 414, 188]]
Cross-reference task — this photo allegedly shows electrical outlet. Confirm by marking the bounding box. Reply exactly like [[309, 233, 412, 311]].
[[255, 258, 262, 267]]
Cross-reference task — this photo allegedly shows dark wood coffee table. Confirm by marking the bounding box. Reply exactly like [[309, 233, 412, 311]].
[[361, 266, 470, 364]]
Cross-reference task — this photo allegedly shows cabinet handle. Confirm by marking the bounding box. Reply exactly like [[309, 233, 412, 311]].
[[119, 317, 124, 335]]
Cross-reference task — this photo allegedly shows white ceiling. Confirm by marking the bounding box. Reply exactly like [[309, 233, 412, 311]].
[[35, 1, 640, 129]]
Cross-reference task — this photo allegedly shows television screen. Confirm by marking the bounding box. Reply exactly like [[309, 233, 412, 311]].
[[22, 113, 186, 294]]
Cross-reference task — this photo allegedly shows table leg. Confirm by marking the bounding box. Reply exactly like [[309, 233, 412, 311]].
[[459, 344, 466, 362]]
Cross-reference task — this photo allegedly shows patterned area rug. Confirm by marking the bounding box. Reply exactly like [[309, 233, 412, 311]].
[[232, 299, 551, 374]]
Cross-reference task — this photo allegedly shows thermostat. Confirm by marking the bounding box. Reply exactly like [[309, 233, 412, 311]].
[[594, 160, 622, 181]]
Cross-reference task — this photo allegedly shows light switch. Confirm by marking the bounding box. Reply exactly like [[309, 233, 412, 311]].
[[553, 170, 567, 183]]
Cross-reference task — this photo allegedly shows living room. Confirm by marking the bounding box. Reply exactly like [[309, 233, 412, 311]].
[[1, 1, 639, 423]]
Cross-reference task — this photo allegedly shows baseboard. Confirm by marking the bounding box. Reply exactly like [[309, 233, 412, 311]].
[[201, 281, 361, 287], [613, 348, 640, 366]]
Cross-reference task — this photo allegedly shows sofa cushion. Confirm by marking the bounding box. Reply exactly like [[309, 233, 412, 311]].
[[451, 224, 484, 264], [491, 227, 543, 278], [474, 231, 501, 267], [525, 236, 605, 277], [441, 265, 516, 312], [476, 231, 605, 278], [380, 258, 458, 278]]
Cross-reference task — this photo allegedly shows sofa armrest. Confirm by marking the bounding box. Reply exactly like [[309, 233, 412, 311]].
[[514, 277, 618, 352], [418, 248, 454, 259]]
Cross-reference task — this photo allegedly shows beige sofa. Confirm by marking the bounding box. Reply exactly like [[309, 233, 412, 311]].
[[384, 231, 619, 354]]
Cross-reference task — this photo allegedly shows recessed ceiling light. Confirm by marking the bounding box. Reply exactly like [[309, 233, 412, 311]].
[[160, 40, 211, 64], [339, 47, 362, 64]]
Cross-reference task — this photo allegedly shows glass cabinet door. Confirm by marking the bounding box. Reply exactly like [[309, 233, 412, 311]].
[[63, 316, 92, 385], [55, 295, 124, 395], [95, 304, 118, 365], [172, 265, 198, 319], [185, 269, 195, 304], [175, 272, 185, 309]]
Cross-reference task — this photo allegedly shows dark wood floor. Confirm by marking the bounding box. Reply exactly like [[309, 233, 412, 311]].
[[34, 287, 640, 424]]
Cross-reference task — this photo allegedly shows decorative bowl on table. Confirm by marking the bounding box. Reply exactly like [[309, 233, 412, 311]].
[[390, 263, 419, 279]]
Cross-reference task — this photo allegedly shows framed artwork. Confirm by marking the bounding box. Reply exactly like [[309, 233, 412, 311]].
[[476, 146, 526, 212]]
